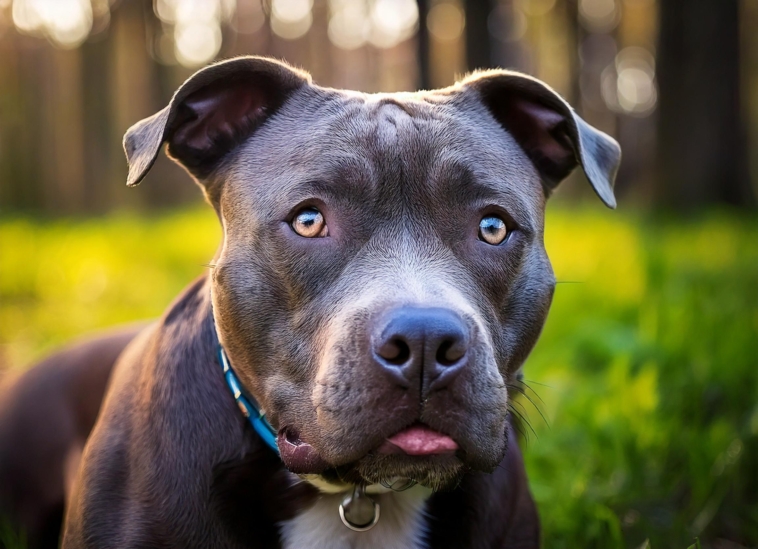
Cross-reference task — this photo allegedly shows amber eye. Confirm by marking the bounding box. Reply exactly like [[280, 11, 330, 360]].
[[479, 215, 508, 245], [292, 208, 328, 238]]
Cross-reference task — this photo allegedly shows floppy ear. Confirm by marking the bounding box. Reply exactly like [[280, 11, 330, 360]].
[[123, 56, 310, 187], [462, 70, 621, 208]]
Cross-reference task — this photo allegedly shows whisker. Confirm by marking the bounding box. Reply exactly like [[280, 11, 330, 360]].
[[507, 415, 530, 445], [519, 382, 549, 407], [521, 385, 546, 410], [507, 405, 537, 442], [508, 380, 550, 430], [521, 378, 553, 390], [509, 397, 530, 416], [509, 401, 537, 440]]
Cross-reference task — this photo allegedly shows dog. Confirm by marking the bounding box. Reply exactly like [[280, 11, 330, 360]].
[[0, 326, 143, 548], [3, 55, 620, 548]]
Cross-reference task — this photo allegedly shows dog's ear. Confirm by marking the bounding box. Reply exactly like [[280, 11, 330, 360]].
[[124, 56, 310, 187], [462, 70, 621, 208]]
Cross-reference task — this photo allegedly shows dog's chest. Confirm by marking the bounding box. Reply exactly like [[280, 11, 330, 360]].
[[279, 486, 430, 549]]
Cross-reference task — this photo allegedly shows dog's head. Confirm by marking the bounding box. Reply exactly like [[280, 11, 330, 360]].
[[124, 57, 619, 490]]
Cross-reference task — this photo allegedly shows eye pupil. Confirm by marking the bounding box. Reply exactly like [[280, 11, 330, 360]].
[[479, 215, 508, 245], [292, 208, 327, 238]]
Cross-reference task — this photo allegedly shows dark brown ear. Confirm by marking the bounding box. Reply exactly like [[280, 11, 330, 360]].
[[123, 56, 310, 187], [462, 70, 621, 208]]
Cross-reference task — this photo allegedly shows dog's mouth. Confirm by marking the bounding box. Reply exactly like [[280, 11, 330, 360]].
[[278, 423, 466, 491], [353, 424, 466, 491], [375, 423, 459, 456]]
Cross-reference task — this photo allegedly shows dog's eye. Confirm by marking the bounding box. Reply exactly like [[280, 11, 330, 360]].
[[478, 215, 508, 245], [292, 208, 328, 238]]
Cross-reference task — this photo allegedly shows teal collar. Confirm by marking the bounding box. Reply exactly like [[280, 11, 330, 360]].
[[217, 339, 382, 531], [217, 344, 280, 455]]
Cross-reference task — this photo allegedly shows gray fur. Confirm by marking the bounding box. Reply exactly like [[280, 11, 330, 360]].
[[63, 56, 620, 548]]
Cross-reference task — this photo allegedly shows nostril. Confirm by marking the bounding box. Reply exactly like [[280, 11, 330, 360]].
[[377, 338, 411, 365], [284, 427, 303, 446], [436, 339, 466, 366]]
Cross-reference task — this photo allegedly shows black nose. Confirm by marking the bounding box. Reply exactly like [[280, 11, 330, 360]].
[[373, 307, 469, 393]]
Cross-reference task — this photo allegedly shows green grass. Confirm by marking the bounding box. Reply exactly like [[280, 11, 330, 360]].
[[0, 208, 221, 368], [1, 204, 756, 548]]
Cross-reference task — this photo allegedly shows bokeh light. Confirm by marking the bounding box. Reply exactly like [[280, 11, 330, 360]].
[[12, 0, 93, 48], [601, 46, 657, 116], [326, 0, 417, 50], [427, 1, 465, 43], [273, 0, 312, 23], [271, 0, 313, 40], [328, 0, 370, 50], [579, 0, 620, 33], [154, 0, 232, 67], [175, 20, 222, 66], [368, 0, 418, 49]]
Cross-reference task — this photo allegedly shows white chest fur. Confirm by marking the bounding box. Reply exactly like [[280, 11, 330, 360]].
[[279, 485, 431, 549]]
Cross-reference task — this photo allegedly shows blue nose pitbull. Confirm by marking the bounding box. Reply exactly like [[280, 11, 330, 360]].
[[2, 55, 620, 549]]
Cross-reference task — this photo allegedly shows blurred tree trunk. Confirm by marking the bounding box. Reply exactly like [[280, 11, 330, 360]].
[[0, 37, 44, 211], [563, 0, 581, 107], [82, 37, 114, 213], [464, 0, 493, 70], [417, 0, 431, 89], [656, 0, 756, 209], [488, 1, 528, 74]]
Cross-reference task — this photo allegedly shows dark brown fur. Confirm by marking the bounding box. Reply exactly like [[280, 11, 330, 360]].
[[0, 326, 143, 548]]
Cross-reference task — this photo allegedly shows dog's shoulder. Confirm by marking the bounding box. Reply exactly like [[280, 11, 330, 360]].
[[63, 275, 253, 548]]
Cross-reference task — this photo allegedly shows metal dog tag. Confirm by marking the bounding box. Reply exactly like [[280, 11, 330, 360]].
[[338, 485, 380, 531], [380, 477, 416, 492]]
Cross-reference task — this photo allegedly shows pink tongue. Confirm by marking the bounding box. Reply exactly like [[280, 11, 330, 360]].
[[383, 425, 458, 456]]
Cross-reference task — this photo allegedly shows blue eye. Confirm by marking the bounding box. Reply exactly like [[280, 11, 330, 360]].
[[292, 208, 327, 238], [478, 216, 507, 245]]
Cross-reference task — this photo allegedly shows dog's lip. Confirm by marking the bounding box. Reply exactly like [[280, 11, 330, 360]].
[[376, 424, 459, 456], [277, 427, 331, 474]]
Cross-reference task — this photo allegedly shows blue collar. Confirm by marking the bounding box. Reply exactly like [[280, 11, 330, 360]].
[[217, 344, 280, 455]]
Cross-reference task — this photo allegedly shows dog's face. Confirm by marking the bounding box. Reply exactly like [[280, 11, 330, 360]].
[[124, 57, 619, 490]]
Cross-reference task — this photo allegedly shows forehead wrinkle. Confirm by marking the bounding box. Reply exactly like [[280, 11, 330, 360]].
[[428, 153, 535, 229], [380, 114, 525, 218], [228, 94, 384, 190], [320, 92, 449, 170], [317, 99, 400, 169], [279, 162, 378, 207], [436, 114, 544, 225], [365, 93, 447, 117]]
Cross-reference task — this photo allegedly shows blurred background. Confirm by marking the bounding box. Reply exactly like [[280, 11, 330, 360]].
[[0, 1, 756, 548]]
